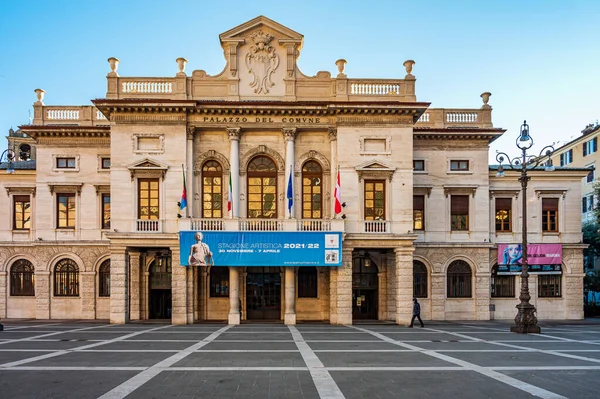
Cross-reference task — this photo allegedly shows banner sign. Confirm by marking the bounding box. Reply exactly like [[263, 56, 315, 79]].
[[497, 243, 562, 265], [497, 264, 562, 275], [179, 231, 343, 267]]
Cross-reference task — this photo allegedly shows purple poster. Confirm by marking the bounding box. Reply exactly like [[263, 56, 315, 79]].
[[498, 244, 562, 265]]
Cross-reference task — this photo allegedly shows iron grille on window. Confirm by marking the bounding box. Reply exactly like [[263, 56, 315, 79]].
[[298, 267, 318, 298], [54, 259, 79, 297], [413, 261, 428, 298], [447, 260, 472, 298], [98, 259, 110, 297], [538, 275, 562, 297], [10, 259, 35, 296], [491, 265, 515, 297]]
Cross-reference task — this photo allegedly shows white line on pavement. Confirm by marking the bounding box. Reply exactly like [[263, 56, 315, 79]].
[[289, 325, 346, 399], [0, 323, 119, 346]]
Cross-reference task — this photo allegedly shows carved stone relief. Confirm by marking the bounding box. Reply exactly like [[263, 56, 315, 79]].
[[245, 30, 280, 94]]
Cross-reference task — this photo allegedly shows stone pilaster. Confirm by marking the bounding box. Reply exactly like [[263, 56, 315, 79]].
[[228, 128, 242, 218], [142, 272, 150, 320], [331, 248, 352, 325], [395, 247, 414, 325], [110, 251, 127, 324], [565, 275, 584, 319], [329, 267, 338, 324], [228, 266, 241, 324], [129, 252, 141, 320], [284, 267, 296, 324], [200, 269, 208, 321], [378, 270, 387, 321], [283, 128, 297, 219], [187, 266, 196, 323], [386, 253, 396, 320], [171, 250, 188, 325], [431, 273, 445, 320], [475, 274, 491, 320], [80, 272, 96, 319], [0, 271, 7, 318]]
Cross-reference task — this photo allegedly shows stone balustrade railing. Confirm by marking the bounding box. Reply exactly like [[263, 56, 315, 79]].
[[180, 218, 345, 232], [33, 105, 110, 126], [416, 108, 493, 129]]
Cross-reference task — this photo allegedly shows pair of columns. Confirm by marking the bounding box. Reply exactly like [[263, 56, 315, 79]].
[[186, 126, 298, 219], [228, 267, 296, 325]]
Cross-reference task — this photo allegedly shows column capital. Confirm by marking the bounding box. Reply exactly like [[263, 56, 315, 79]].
[[328, 127, 337, 141], [187, 126, 195, 140], [394, 246, 415, 256], [227, 127, 242, 141], [282, 127, 297, 142]]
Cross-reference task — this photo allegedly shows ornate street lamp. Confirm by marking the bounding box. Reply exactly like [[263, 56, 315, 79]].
[[1, 148, 16, 174], [496, 120, 555, 334]]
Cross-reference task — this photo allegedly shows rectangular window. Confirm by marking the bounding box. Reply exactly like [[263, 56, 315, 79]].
[[583, 196, 588, 213], [413, 195, 425, 230], [101, 158, 111, 169], [451, 195, 469, 231], [583, 137, 598, 157], [202, 175, 222, 218], [542, 198, 559, 232], [13, 195, 31, 230], [138, 178, 159, 219], [56, 157, 76, 169], [450, 160, 469, 171], [587, 194, 594, 212], [413, 160, 425, 171], [495, 198, 512, 232], [364, 180, 385, 220], [559, 149, 573, 166], [491, 274, 515, 297], [587, 169, 594, 183], [538, 275, 561, 297], [101, 194, 110, 229], [298, 268, 318, 298], [56, 193, 76, 229]]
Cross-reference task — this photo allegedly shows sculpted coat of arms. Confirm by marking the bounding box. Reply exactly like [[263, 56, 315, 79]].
[[245, 30, 280, 94]]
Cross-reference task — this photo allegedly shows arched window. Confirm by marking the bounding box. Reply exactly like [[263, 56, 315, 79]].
[[10, 259, 35, 296], [247, 156, 277, 218], [447, 260, 472, 298], [210, 267, 229, 297], [301, 161, 322, 219], [413, 261, 428, 298], [202, 161, 223, 218], [54, 259, 79, 297], [491, 264, 515, 297], [99, 259, 110, 297], [298, 267, 318, 298]]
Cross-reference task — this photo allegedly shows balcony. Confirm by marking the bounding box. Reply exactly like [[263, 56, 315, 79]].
[[33, 105, 110, 126], [135, 219, 163, 233], [179, 218, 345, 232]]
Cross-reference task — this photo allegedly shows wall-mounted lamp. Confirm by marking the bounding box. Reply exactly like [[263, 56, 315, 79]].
[[363, 252, 372, 268], [177, 214, 182, 219], [342, 202, 347, 207], [341, 214, 347, 219], [37, 237, 43, 241], [176, 201, 181, 207]]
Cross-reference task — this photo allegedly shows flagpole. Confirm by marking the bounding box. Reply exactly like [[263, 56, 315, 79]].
[[182, 164, 188, 218]]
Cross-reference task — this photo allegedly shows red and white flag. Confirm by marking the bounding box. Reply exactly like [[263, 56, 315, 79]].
[[227, 171, 232, 214], [334, 169, 342, 215]]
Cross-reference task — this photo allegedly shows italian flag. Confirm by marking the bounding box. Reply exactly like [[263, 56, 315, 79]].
[[227, 171, 233, 214], [334, 169, 342, 215]]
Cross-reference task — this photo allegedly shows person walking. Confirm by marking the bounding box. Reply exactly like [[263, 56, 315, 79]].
[[409, 298, 425, 328]]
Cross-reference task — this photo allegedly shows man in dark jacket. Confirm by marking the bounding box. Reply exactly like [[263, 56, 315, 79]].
[[409, 298, 425, 328]]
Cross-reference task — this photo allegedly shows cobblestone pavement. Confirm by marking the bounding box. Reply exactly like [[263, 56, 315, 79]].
[[1, 320, 600, 399]]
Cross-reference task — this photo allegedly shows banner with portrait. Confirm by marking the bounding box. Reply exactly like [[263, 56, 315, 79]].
[[179, 231, 343, 267], [497, 243, 562, 265]]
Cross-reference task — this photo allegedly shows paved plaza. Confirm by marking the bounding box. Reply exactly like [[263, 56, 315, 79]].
[[1, 320, 599, 399]]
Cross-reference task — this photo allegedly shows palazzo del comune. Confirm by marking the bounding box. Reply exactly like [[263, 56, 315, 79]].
[[0, 16, 588, 325]]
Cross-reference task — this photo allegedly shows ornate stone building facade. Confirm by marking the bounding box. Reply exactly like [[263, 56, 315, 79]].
[[0, 16, 587, 324]]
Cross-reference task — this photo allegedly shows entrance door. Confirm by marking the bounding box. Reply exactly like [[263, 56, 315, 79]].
[[149, 253, 172, 319], [352, 253, 379, 320], [246, 267, 281, 320]]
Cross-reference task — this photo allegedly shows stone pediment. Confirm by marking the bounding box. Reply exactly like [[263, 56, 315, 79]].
[[355, 159, 397, 181], [127, 158, 169, 180], [219, 15, 304, 43]]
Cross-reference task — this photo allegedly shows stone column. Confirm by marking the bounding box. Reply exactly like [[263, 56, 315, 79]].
[[394, 246, 415, 325], [228, 266, 240, 324], [227, 128, 242, 218], [283, 128, 297, 219], [187, 266, 195, 324], [431, 273, 445, 320], [35, 271, 51, 320], [171, 250, 188, 325], [200, 269, 208, 321], [0, 271, 7, 318], [80, 272, 96, 319], [110, 250, 128, 324], [328, 127, 337, 219], [142, 272, 150, 320], [129, 252, 141, 320], [186, 127, 195, 218], [284, 267, 296, 324], [330, 248, 353, 325]]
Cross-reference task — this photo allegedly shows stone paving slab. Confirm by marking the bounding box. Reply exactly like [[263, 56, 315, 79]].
[[0, 370, 139, 399], [26, 351, 174, 367], [0, 331, 57, 340], [445, 350, 599, 367], [408, 340, 514, 351], [501, 370, 599, 399], [0, 340, 96, 350], [0, 351, 54, 364], [90, 340, 195, 351], [127, 370, 320, 399], [330, 370, 538, 399], [317, 351, 454, 367], [561, 351, 600, 360], [201, 341, 299, 351], [124, 332, 212, 341], [459, 332, 559, 341], [506, 341, 600, 351], [299, 332, 375, 341], [378, 331, 471, 341], [307, 341, 405, 350], [216, 332, 292, 341], [172, 352, 306, 367], [44, 332, 130, 341]]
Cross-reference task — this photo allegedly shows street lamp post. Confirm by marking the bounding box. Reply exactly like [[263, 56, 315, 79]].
[[1, 148, 16, 174], [496, 120, 555, 334]]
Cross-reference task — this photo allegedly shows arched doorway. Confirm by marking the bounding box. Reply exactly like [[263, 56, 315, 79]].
[[246, 266, 281, 320], [149, 252, 172, 319], [352, 252, 379, 320]]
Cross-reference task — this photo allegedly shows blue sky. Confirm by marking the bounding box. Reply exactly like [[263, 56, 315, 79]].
[[1, 0, 598, 161]]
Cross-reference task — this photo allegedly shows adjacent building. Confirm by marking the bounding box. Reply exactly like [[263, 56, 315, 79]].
[[0, 16, 588, 324]]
